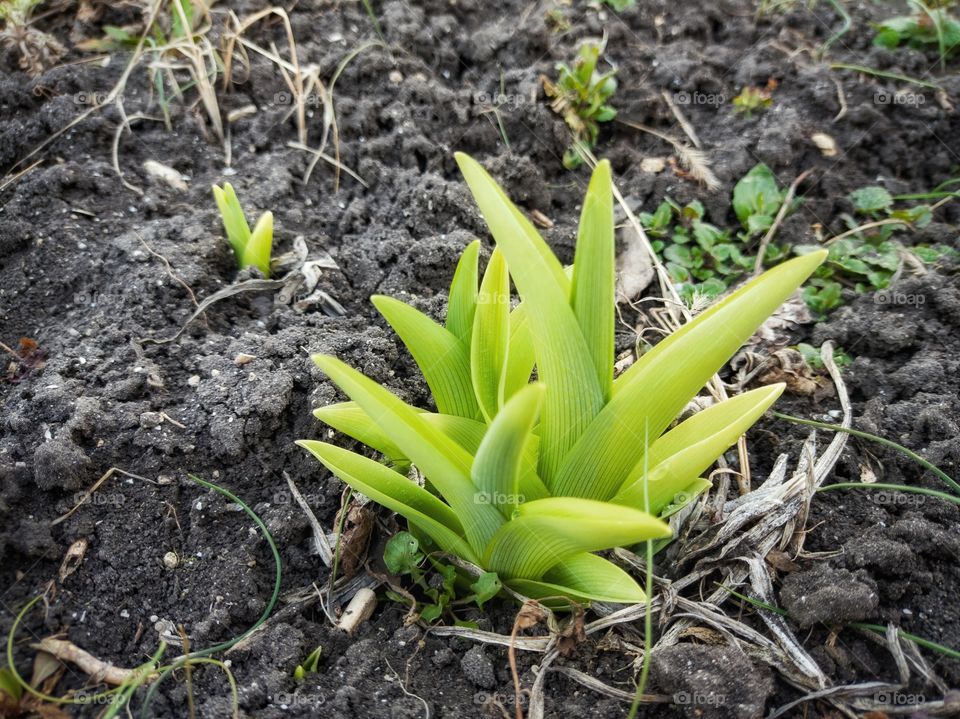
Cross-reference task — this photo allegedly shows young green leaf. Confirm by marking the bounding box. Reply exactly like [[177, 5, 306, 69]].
[[446, 240, 481, 344], [372, 295, 479, 418], [732, 164, 784, 233], [612, 384, 785, 513], [313, 401, 406, 463], [553, 250, 826, 500], [482, 498, 671, 579], [297, 440, 479, 564], [311, 354, 504, 553], [571, 160, 615, 400], [212, 183, 250, 259], [456, 153, 604, 484], [471, 248, 511, 421], [384, 531, 423, 575], [472, 384, 545, 517], [246, 211, 274, 277], [540, 552, 647, 603]]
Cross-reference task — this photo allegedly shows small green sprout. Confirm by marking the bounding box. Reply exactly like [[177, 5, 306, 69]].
[[875, 1, 960, 65], [543, 39, 618, 169], [300, 153, 826, 605], [600, 0, 636, 9], [795, 343, 852, 370], [732, 163, 790, 237], [212, 183, 274, 277], [293, 646, 322, 681], [732, 82, 775, 118]]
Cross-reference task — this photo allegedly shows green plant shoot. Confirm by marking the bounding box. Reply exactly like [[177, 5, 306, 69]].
[[212, 183, 274, 277], [300, 154, 826, 605]]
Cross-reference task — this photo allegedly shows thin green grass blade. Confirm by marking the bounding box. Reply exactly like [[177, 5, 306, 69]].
[[456, 152, 604, 484], [446, 239, 481, 344], [472, 384, 544, 517], [245, 211, 273, 277], [298, 440, 478, 563], [571, 160, 615, 400], [481, 497, 671, 579], [471, 247, 511, 421], [372, 295, 480, 419], [312, 354, 503, 553], [212, 182, 251, 259], [541, 552, 646, 603], [554, 251, 827, 499], [613, 384, 785, 513]]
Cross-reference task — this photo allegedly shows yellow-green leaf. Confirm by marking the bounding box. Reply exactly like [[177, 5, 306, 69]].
[[471, 247, 511, 421]]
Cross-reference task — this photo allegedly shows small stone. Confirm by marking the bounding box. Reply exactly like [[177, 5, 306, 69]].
[[389, 70, 403, 84], [139, 412, 164, 429], [163, 552, 179, 569], [234, 353, 256, 366], [460, 646, 495, 689], [187, 375, 201, 387]]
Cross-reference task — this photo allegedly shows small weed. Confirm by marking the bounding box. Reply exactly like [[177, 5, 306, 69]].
[[383, 532, 501, 624], [542, 39, 618, 169], [795, 342, 852, 370], [732, 81, 776, 118], [293, 647, 322, 681]]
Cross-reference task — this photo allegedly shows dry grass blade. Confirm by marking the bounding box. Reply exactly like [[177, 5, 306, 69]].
[[617, 120, 720, 190]]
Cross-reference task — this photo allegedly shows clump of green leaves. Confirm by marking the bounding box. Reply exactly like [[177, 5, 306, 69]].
[[875, 1, 960, 64], [383, 532, 501, 623], [543, 39, 618, 169], [212, 183, 274, 277], [641, 199, 753, 303], [798, 185, 955, 314], [732, 163, 791, 238], [300, 153, 826, 605], [732, 83, 775, 118], [639, 163, 794, 304]]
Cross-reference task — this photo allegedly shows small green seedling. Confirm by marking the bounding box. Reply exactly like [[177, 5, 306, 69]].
[[732, 82, 775, 118], [797, 185, 955, 314], [300, 153, 827, 605], [212, 183, 274, 277], [795, 343, 852, 370], [543, 39, 618, 169], [732, 163, 791, 238], [293, 646, 322, 681], [383, 532, 501, 623], [875, 1, 960, 65], [600, 0, 636, 9], [640, 199, 755, 304]]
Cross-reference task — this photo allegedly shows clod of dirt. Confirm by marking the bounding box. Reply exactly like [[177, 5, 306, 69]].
[[649, 644, 773, 719], [779, 566, 879, 628], [32, 437, 93, 490], [842, 535, 914, 575], [460, 645, 496, 689]]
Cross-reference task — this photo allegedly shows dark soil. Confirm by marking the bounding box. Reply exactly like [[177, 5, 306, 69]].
[[2, 1, 959, 717]]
